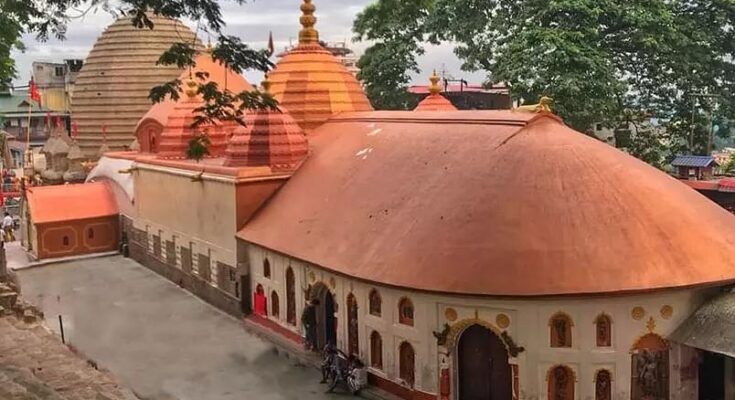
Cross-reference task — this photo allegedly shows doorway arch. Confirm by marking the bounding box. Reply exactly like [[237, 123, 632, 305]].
[[457, 324, 512, 400], [308, 282, 337, 350]]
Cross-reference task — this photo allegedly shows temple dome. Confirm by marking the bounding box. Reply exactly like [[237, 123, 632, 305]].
[[268, 0, 372, 132], [136, 52, 253, 156], [224, 80, 308, 170], [414, 71, 457, 111], [71, 15, 200, 157]]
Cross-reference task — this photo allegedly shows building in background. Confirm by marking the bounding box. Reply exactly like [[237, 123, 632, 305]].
[[32, 60, 83, 112], [408, 79, 511, 110]]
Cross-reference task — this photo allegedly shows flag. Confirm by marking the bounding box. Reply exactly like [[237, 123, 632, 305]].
[[266, 31, 274, 57], [71, 121, 79, 139], [28, 78, 41, 106]]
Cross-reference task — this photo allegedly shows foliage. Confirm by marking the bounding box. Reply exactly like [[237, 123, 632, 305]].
[[0, 0, 275, 127], [186, 132, 211, 162], [353, 0, 735, 163]]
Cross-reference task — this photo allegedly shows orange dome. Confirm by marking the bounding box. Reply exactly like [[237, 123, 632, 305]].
[[225, 81, 308, 170], [136, 52, 253, 155], [156, 79, 227, 159], [268, 0, 372, 132], [414, 71, 457, 111]]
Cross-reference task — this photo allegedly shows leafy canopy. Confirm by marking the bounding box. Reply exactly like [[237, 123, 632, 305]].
[[353, 0, 735, 161]]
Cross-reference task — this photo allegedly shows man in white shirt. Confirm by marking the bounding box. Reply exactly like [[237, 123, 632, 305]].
[[2, 212, 14, 242]]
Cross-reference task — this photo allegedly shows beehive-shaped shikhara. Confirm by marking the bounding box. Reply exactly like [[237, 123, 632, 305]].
[[224, 78, 308, 171], [267, 0, 372, 132], [71, 14, 200, 157]]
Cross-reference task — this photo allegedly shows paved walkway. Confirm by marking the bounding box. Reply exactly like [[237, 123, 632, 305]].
[[16, 256, 344, 400], [0, 311, 136, 400]]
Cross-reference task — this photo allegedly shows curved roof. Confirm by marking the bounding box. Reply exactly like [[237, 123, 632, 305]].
[[414, 93, 457, 111], [71, 15, 199, 157], [268, 0, 371, 132], [238, 111, 735, 296], [136, 52, 254, 132]]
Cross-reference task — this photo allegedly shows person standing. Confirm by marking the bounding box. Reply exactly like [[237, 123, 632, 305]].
[[301, 298, 319, 351], [2, 212, 14, 242]]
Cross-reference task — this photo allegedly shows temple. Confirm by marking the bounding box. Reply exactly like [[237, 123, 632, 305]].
[[24, 2, 735, 400]]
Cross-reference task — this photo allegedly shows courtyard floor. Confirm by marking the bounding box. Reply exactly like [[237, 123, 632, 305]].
[[16, 254, 346, 400]]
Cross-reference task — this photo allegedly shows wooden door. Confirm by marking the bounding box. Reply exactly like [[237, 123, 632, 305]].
[[458, 324, 512, 400], [399, 342, 415, 387]]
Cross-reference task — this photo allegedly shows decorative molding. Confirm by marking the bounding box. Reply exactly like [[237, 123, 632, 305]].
[[496, 313, 511, 329], [444, 307, 457, 322], [500, 331, 525, 357], [646, 316, 656, 333], [631, 306, 646, 320], [660, 305, 673, 319], [432, 323, 451, 346], [548, 311, 575, 327]]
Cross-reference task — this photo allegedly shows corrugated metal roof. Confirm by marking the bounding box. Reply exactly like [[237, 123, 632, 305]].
[[671, 155, 717, 168], [668, 291, 735, 358]]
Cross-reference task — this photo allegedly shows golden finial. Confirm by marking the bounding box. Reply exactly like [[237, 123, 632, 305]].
[[299, 0, 319, 45], [514, 96, 553, 113], [184, 78, 198, 98], [261, 73, 272, 94], [429, 70, 441, 95]]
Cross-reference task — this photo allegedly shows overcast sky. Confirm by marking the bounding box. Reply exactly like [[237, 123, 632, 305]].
[[10, 0, 486, 87]]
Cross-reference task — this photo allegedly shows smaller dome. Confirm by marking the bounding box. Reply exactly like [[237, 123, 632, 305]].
[[414, 71, 457, 111], [224, 80, 308, 170]]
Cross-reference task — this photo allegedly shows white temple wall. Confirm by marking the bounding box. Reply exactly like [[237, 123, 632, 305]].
[[247, 244, 713, 400]]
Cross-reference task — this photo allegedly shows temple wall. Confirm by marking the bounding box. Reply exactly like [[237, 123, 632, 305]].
[[246, 243, 712, 400]]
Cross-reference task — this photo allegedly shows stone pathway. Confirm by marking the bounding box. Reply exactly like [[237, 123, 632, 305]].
[[0, 310, 137, 400]]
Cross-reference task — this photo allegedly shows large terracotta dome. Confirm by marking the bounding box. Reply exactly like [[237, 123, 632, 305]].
[[240, 110, 735, 296], [268, 0, 372, 132], [71, 15, 200, 157]]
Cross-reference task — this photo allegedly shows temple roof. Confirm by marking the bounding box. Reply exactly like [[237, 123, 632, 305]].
[[268, 0, 372, 132], [238, 110, 735, 296], [71, 14, 200, 157], [27, 181, 118, 224], [414, 71, 457, 111]]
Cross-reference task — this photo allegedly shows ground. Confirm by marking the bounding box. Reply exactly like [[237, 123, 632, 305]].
[[0, 316, 136, 400], [15, 253, 345, 400]]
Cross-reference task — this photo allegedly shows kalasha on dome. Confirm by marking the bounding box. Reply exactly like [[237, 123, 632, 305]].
[[414, 71, 458, 111], [267, 0, 372, 132]]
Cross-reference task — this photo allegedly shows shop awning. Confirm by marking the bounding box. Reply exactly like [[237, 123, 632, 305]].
[[669, 291, 735, 358]]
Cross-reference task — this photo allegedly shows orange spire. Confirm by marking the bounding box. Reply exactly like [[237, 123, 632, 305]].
[[261, 73, 272, 93], [299, 0, 319, 45], [414, 70, 457, 111]]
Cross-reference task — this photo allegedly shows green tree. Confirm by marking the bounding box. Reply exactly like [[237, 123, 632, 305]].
[[0, 0, 277, 125], [186, 132, 211, 162], [354, 0, 735, 161]]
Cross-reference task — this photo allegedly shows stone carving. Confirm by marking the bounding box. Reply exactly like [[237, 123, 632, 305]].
[[501, 331, 525, 357], [444, 307, 457, 322], [496, 313, 510, 329], [631, 306, 645, 320], [660, 305, 673, 319]]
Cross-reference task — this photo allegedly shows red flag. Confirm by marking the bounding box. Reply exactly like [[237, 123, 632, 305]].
[[267, 31, 274, 57], [71, 121, 79, 139], [28, 78, 41, 105]]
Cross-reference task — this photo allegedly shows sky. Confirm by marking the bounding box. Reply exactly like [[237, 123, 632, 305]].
[[10, 0, 486, 87]]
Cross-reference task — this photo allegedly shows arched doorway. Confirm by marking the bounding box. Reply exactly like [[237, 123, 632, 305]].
[[286, 268, 296, 325], [347, 293, 358, 356], [457, 324, 512, 400], [630, 333, 669, 400], [308, 282, 337, 350]]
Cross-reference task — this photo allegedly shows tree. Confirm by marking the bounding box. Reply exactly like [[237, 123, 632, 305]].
[[1, 0, 277, 125], [354, 0, 735, 162], [186, 132, 211, 162]]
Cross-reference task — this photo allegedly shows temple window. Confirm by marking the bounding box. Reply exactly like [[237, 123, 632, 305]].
[[399, 341, 415, 387], [595, 314, 612, 347], [547, 365, 575, 400], [62, 236, 69, 246], [549, 312, 573, 348], [398, 297, 414, 326], [595, 369, 612, 400], [347, 293, 359, 356], [271, 291, 280, 318], [88, 228, 94, 239], [370, 331, 383, 369], [369, 289, 381, 317], [263, 258, 271, 278]]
